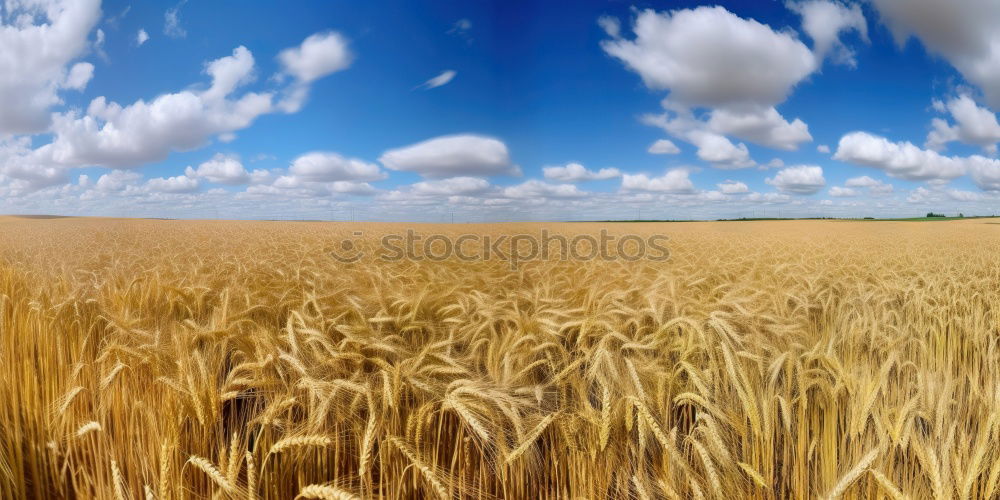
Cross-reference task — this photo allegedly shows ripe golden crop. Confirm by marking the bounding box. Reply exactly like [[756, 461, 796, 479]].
[[2, 216, 999, 499]]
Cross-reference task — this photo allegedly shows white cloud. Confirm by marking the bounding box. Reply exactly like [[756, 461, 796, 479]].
[[137, 28, 149, 46], [0, 136, 68, 193], [687, 130, 754, 168], [870, 0, 1000, 108], [966, 156, 1000, 191], [64, 62, 94, 91], [247, 176, 376, 198], [276, 32, 353, 112], [0, 0, 101, 134], [602, 6, 840, 155], [844, 175, 880, 187], [621, 169, 696, 193], [745, 192, 793, 203], [707, 106, 812, 151], [947, 188, 982, 201], [926, 94, 1000, 153], [789, 0, 868, 66], [844, 175, 894, 194], [647, 139, 680, 154], [288, 152, 386, 182], [329, 181, 377, 196], [278, 32, 353, 83], [828, 186, 859, 197], [420, 70, 457, 90], [164, 1, 187, 38], [597, 16, 621, 38], [185, 154, 251, 185], [601, 7, 816, 107], [411, 177, 492, 196], [202, 46, 257, 101], [906, 186, 934, 204], [717, 180, 749, 194], [95, 170, 142, 192], [379, 134, 520, 178], [833, 131, 967, 181], [147, 175, 199, 193], [817, 144, 831, 153], [2, 34, 350, 182], [503, 180, 587, 199], [905, 185, 990, 204], [28, 46, 271, 169], [766, 165, 826, 194], [543, 163, 621, 182], [643, 112, 755, 168]]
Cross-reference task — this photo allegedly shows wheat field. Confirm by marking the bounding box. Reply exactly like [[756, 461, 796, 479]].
[[1, 216, 1000, 499]]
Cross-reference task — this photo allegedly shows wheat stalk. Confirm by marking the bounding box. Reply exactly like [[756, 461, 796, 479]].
[[387, 437, 448, 500], [505, 413, 555, 464], [296, 484, 360, 500], [111, 460, 126, 500], [186, 455, 235, 494], [76, 421, 102, 438], [825, 448, 880, 499]]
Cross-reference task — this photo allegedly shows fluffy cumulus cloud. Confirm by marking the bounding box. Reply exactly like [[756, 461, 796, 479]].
[[789, 0, 868, 66], [642, 112, 754, 168], [502, 180, 586, 199], [765, 165, 826, 194], [30, 46, 271, 169], [278, 32, 352, 83], [288, 152, 385, 182], [621, 169, 696, 193], [411, 177, 492, 196], [0, 0, 101, 134], [906, 185, 991, 204], [1, 33, 352, 191], [185, 154, 253, 185], [647, 139, 680, 155], [542, 163, 621, 182], [146, 175, 199, 193], [136, 28, 149, 46], [601, 4, 861, 157], [276, 32, 353, 112], [707, 106, 812, 151], [870, 0, 1000, 109], [844, 175, 894, 194], [0, 136, 68, 193], [833, 132, 967, 181], [717, 180, 749, 194], [246, 174, 376, 199], [379, 134, 520, 178], [966, 156, 1000, 191], [237, 150, 385, 199], [94, 170, 142, 193], [598, 16, 621, 38], [828, 186, 859, 197], [926, 95, 1000, 153], [601, 7, 816, 107]]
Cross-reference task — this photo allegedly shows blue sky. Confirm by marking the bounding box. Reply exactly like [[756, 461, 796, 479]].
[[3, 0, 1000, 220]]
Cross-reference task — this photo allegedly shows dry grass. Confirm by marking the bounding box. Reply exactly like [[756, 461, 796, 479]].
[[2, 216, 1000, 499]]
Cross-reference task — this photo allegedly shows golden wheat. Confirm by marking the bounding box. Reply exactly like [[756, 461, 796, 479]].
[[2, 216, 1000, 498]]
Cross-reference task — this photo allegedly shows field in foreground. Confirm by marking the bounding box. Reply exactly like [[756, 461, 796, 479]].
[[2, 217, 1000, 499]]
